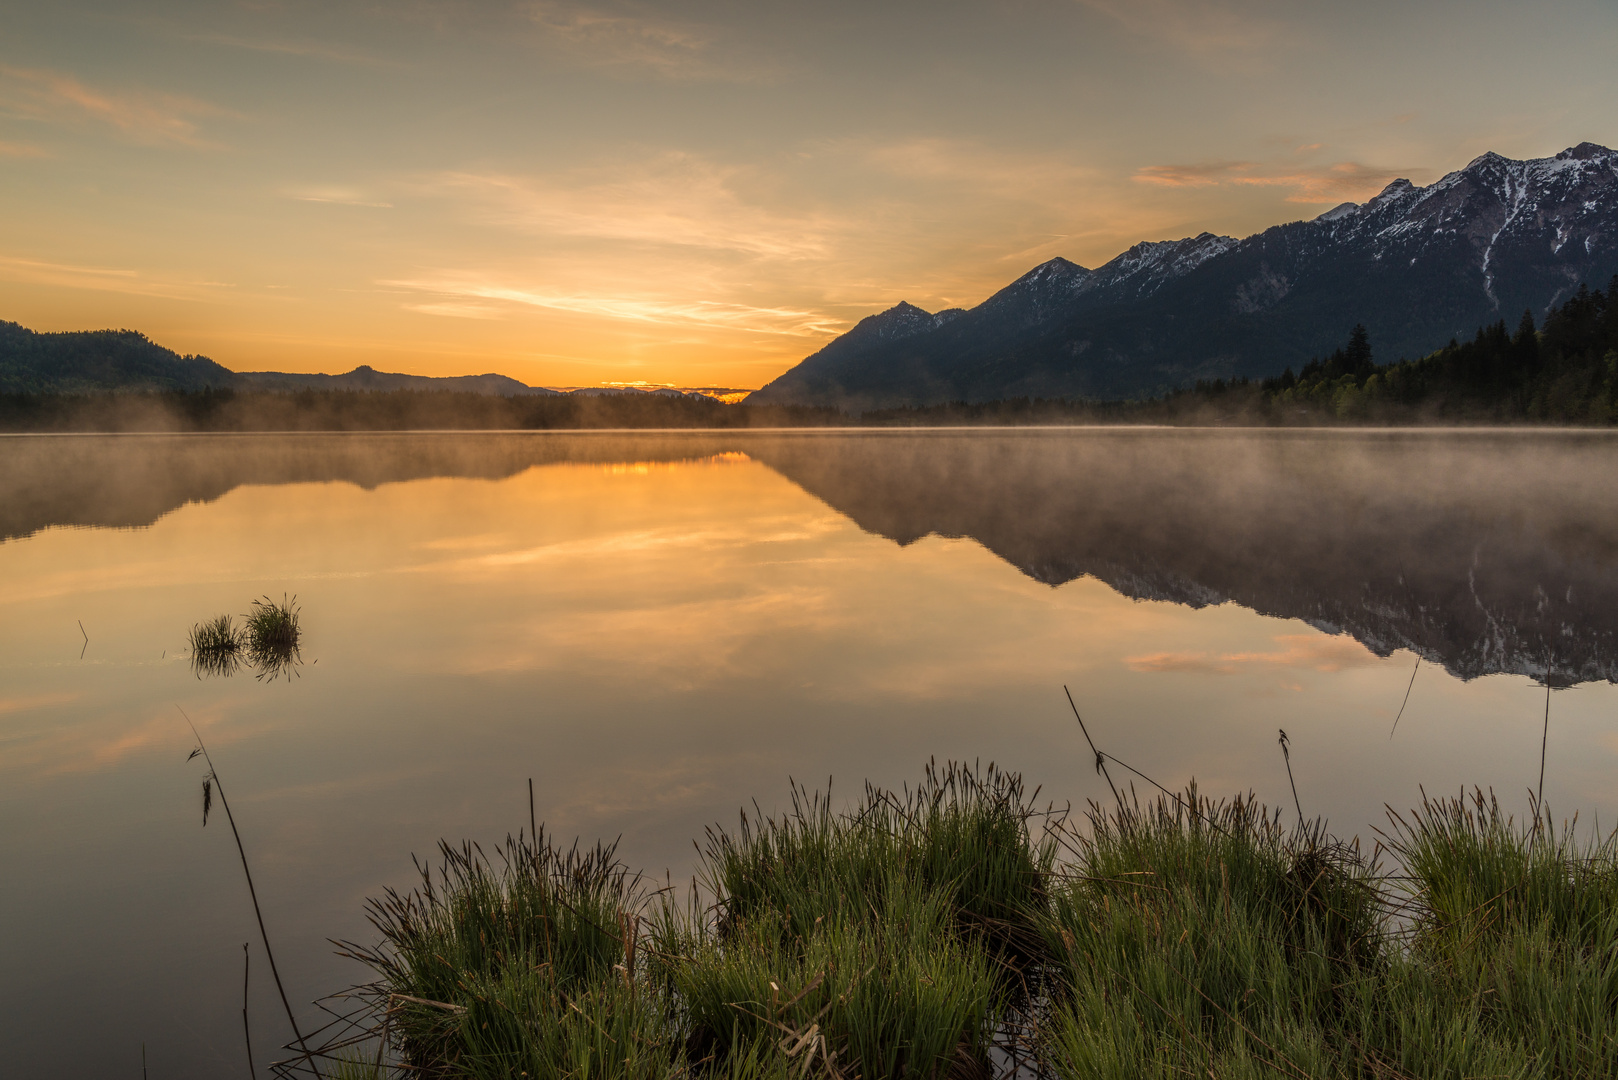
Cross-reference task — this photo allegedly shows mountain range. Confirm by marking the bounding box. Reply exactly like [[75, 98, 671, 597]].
[[750, 143, 1618, 409], [0, 322, 738, 401]]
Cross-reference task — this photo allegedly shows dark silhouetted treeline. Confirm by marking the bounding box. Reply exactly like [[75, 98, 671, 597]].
[[0, 322, 237, 393], [1257, 276, 1618, 422]]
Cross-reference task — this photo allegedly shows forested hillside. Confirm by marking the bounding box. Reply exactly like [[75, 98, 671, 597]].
[[1262, 276, 1618, 421], [0, 322, 237, 394]]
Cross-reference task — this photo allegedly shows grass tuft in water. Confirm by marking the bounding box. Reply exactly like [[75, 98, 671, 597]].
[[244, 594, 301, 681], [188, 614, 243, 678], [1040, 787, 1385, 1080], [245, 593, 299, 651], [1041, 786, 1618, 1079], [654, 760, 1043, 1078], [702, 759, 1055, 960], [337, 829, 678, 1080], [1374, 789, 1618, 1078]]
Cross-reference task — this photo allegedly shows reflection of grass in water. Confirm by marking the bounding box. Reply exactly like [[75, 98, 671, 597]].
[[188, 614, 243, 678]]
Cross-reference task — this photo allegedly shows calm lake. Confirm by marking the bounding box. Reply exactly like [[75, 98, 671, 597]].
[[3, 428, 1617, 1078]]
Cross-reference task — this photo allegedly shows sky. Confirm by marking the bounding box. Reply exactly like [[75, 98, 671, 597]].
[[1, 1, 1615, 389]]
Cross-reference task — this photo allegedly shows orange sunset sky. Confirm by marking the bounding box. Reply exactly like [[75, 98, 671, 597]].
[[2, 0, 1616, 388]]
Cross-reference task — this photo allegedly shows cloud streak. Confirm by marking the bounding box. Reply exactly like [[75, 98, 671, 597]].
[[1074, 0, 1299, 66], [285, 186, 394, 208], [0, 254, 231, 300], [430, 159, 834, 259], [0, 65, 228, 147], [527, 2, 780, 82], [0, 139, 49, 158], [1135, 157, 1406, 203], [182, 30, 391, 67], [384, 273, 843, 337]]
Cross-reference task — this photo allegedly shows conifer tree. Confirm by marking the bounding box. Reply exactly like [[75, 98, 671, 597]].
[[1344, 324, 1373, 378]]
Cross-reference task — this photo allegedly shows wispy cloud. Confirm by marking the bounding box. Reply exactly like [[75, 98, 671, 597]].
[[428, 157, 835, 259], [1074, 0, 1299, 66], [182, 30, 390, 66], [527, 2, 780, 82], [284, 186, 394, 208], [0, 254, 231, 300], [1134, 160, 1260, 188], [0, 139, 48, 158], [864, 137, 1099, 198], [1135, 157, 1406, 204], [0, 65, 228, 147], [384, 273, 842, 337], [1126, 633, 1381, 675], [400, 299, 505, 320]]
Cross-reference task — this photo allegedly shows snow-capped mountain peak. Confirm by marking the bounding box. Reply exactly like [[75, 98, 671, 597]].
[[752, 143, 1618, 409]]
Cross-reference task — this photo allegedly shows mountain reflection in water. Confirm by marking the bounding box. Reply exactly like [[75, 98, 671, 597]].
[[4, 429, 1615, 685]]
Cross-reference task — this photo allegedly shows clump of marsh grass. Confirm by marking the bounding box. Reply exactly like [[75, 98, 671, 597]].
[[1376, 789, 1618, 1077], [244, 594, 302, 682], [189, 614, 244, 678], [336, 830, 675, 1080], [332, 763, 1052, 1080], [654, 760, 1047, 1078], [246, 594, 300, 651], [656, 875, 998, 1080], [186, 596, 306, 681], [1039, 785, 1618, 1079], [322, 763, 1618, 1080], [1039, 787, 1385, 1080], [703, 760, 1056, 960]]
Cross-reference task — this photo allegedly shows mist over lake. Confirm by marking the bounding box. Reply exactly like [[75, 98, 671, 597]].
[[4, 428, 1618, 1077]]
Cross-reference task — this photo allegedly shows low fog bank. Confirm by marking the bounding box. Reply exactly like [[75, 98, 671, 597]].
[[746, 429, 1618, 685], [0, 388, 839, 433], [6, 428, 1617, 685], [0, 431, 751, 541], [9, 383, 1618, 435]]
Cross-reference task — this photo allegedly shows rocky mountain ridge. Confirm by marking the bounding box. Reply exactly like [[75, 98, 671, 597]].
[[751, 143, 1618, 409]]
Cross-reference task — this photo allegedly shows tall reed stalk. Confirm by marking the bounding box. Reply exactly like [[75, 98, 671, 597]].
[[183, 712, 323, 1079]]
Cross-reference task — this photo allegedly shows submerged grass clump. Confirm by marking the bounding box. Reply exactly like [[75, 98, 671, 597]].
[[246, 594, 300, 653], [323, 767, 1618, 1080], [245, 594, 301, 680], [189, 594, 303, 681], [189, 614, 243, 678]]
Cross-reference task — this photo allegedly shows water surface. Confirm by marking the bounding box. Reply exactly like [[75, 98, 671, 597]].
[[3, 429, 1616, 1078]]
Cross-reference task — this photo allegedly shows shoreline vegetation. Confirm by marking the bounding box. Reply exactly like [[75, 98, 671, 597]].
[[5, 281, 1616, 434], [303, 761, 1618, 1080]]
